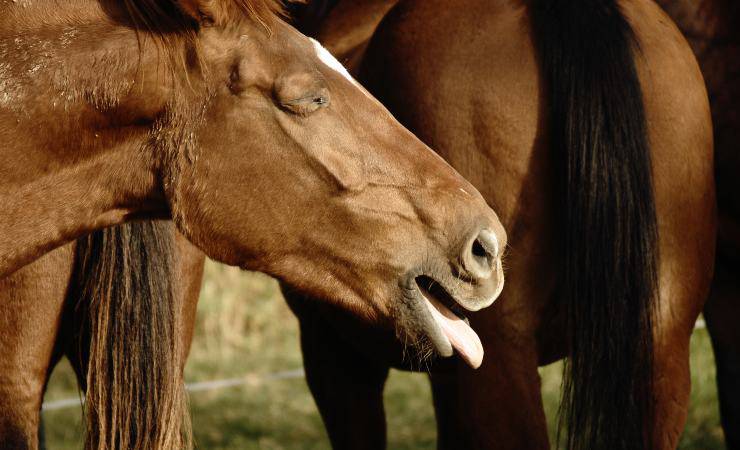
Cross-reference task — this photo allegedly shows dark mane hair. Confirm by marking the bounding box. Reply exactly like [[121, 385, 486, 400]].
[[109, 0, 289, 95], [120, 0, 286, 33]]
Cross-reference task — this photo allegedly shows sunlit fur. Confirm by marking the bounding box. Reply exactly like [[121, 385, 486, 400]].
[[0, 0, 507, 448]]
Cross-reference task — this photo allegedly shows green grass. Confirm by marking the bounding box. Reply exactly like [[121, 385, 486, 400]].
[[42, 261, 725, 449]]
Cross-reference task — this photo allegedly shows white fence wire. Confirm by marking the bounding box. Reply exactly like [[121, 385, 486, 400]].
[[41, 318, 709, 412], [42, 369, 305, 412]]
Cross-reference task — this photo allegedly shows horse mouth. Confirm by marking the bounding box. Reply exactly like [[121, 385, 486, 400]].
[[411, 275, 484, 369]]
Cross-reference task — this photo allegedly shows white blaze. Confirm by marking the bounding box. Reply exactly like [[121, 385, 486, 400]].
[[310, 38, 355, 83]]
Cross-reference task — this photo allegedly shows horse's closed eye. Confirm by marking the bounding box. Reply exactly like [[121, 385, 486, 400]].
[[280, 93, 330, 116]]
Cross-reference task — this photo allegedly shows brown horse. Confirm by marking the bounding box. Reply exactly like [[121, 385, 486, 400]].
[[37, 2, 731, 449], [654, 0, 740, 447], [284, 0, 717, 449], [0, 0, 508, 448]]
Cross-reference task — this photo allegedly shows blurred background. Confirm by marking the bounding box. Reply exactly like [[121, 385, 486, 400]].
[[42, 260, 725, 449]]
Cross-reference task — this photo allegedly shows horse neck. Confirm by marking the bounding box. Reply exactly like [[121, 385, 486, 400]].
[[0, 3, 181, 277], [0, 143, 167, 278]]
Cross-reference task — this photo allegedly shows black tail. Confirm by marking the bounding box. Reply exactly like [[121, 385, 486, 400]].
[[72, 222, 192, 450], [530, 2, 659, 449]]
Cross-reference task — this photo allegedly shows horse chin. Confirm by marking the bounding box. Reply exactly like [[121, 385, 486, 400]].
[[400, 274, 485, 369]]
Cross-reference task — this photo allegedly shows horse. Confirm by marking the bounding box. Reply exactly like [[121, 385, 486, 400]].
[[654, 0, 740, 447], [283, 0, 717, 448], [0, 0, 509, 447]]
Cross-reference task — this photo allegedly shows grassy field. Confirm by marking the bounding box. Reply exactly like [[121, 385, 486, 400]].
[[42, 261, 725, 449]]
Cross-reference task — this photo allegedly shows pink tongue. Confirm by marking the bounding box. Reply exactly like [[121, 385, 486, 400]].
[[423, 295, 484, 369]]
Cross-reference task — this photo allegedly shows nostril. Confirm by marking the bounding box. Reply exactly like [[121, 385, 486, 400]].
[[461, 228, 499, 280], [472, 239, 488, 259]]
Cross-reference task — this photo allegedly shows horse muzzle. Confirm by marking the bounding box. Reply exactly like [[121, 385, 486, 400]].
[[399, 228, 505, 369]]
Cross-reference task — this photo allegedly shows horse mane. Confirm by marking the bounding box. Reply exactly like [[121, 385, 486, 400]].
[[121, 0, 287, 33], [114, 0, 289, 85]]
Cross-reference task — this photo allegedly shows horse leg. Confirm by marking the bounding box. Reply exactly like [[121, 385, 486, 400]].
[[37, 416, 46, 450], [650, 269, 714, 449], [285, 290, 390, 450], [429, 324, 549, 450], [173, 233, 205, 363], [0, 245, 75, 449], [651, 326, 693, 448], [703, 255, 740, 448]]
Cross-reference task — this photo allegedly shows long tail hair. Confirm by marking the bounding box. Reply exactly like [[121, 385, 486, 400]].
[[530, 1, 659, 449], [71, 222, 192, 450]]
